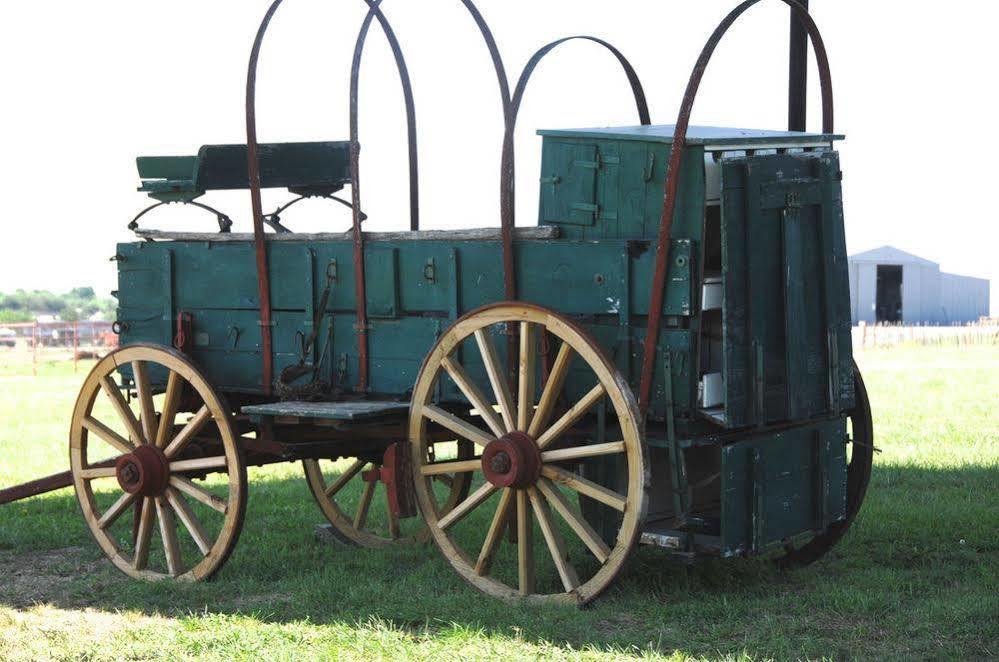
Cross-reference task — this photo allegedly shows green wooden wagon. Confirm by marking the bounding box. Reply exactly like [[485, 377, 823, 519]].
[[3, 0, 873, 605]]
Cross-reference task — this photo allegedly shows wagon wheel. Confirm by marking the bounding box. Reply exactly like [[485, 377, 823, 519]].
[[410, 303, 648, 605], [70, 344, 247, 581], [302, 441, 474, 547], [777, 360, 874, 567]]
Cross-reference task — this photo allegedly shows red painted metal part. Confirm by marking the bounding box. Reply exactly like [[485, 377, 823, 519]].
[[115, 445, 171, 497], [173, 311, 193, 353], [637, 0, 835, 414], [380, 441, 417, 519], [481, 432, 543, 489]]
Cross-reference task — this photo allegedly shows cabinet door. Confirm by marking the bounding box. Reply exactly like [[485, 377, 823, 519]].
[[539, 141, 599, 226], [720, 152, 854, 427]]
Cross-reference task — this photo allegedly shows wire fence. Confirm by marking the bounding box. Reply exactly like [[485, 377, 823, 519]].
[[853, 320, 999, 350], [0, 321, 118, 374]]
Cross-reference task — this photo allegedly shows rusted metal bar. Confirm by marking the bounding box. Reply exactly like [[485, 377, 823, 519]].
[[245, 0, 415, 395], [245, 0, 282, 396], [638, 0, 834, 414], [504, 33, 652, 260], [457, 0, 515, 303], [510, 35, 651, 125], [788, 0, 810, 131]]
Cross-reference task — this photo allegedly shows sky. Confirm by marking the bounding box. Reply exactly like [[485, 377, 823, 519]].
[[0, 0, 995, 315]]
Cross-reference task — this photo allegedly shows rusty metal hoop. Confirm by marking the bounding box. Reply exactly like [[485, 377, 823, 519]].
[[498, 35, 652, 302], [245, 0, 414, 394], [638, 0, 835, 413], [245, 0, 511, 395]]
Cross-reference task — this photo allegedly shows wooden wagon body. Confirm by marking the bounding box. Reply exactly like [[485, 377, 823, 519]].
[[1, 0, 873, 605]]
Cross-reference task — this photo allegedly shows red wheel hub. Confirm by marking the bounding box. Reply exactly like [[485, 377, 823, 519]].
[[115, 445, 170, 497], [481, 432, 542, 489]]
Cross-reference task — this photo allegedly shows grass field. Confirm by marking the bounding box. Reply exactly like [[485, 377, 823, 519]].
[[0, 345, 996, 660]]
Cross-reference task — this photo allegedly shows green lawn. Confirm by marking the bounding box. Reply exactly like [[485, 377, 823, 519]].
[[1, 345, 996, 660]]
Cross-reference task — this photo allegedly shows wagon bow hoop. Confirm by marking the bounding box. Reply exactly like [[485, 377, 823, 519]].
[[638, 0, 835, 413]]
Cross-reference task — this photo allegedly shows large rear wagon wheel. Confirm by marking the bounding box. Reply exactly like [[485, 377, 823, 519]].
[[777, 361, 874, 567], [70, 344, 247, 581], [410, 303, 648, 606]]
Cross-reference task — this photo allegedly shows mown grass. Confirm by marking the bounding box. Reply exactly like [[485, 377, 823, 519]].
[[0, 345, 996, 660]]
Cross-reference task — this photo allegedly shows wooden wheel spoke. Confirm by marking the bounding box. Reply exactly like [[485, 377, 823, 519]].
[[155, 497, 183, 577], [169, 456, 227, 474], [354, 479, 377, 531], [169, 476, 227, 514], [528, 342, 574, 437], [82, 416, 133, 455], [132, 361, 157, 445], [438, 482, 497, 531], [325, 460, 366, 498], [474, 329, 516, 433], [474, 488, 514, 576], [536, 477, 611, 563], [166, 488, 212, 556], [536, 384, 606, 451], [156, 370, 185, 448], [133, 497, 155, 571], [542, 465, 627, 512], [517, 322, 537, 432], [98, 491, 137, 530], [442, 356, 506, 438], [517, 489, 535, 596], [419, 458, 482, 476], [80, 466, 118, 480], [541, 441, 626, 464], [528, 487, 580, 592], [421, 405, 494, 449], [100, 376, 146, 446], [163, 405, 212, 459]]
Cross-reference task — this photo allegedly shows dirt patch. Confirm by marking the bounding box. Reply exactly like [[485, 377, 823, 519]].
[[594, 612, 647, 638], [0, 547, 106, 609]]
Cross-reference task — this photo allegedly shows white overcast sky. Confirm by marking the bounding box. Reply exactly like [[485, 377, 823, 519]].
[[0, 1, 995, 314]]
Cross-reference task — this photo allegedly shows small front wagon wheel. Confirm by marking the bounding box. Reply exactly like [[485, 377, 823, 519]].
[[410, 303, 648, 606], [70, 344, 247, 581]]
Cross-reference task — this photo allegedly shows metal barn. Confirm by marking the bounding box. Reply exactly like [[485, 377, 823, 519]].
[[849, 246, 990, 325]]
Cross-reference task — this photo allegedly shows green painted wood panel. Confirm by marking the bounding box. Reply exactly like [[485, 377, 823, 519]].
[[720, 416, 848, 556], [720, 151, 854, 427]]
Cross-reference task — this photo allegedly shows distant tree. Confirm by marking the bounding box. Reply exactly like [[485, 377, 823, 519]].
[[70, 287, 96, 299], [0, 309, 33, 323]]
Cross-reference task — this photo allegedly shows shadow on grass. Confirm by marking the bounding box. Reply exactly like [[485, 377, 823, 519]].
[[1, 464, 996, 658]]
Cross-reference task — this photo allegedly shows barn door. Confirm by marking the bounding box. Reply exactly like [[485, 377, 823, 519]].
[[720, 152, 854, 427]]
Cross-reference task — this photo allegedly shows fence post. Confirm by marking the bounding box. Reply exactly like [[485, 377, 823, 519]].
[[32, 322, 38, 377], [73, 320, 79, 372]]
